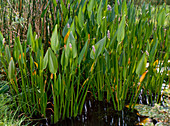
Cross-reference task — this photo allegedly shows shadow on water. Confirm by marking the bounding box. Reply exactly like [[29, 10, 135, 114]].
[[52, 100, 143, 126], [31, 97, 156, 126]]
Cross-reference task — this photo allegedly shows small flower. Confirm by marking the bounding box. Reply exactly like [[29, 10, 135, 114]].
[[107, 30, 110, 39], [146, 50, 149, 56], [118, 0, 120, 5], [107, 5, 112, 11], [56, 0, 58, 3], [92, 45, 95, 53], [69, 43, 72, 49], [68, 3, 70, 9], [67, 23, 70, 28]]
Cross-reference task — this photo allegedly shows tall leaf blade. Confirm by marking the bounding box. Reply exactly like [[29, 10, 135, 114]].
[[8, 58, 15, 80], [87, 0, 95, 18], [43, 49, 48, 69], [117, 16, 125, 42], [69, 32, 77, 58], [136, 53, 147, 75], [27, 24, 35, 52], [78, 7, 84, 28], [78, 40, 88, 65], [97, 0, 102, 25], [48, 48, 58, 74], [51, 25, 59, 53]]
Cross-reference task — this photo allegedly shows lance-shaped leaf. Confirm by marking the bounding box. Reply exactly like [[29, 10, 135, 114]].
[[158, 8, 165, 27], [117, 15, 125, 42], [69, 31, 77, 58], [78, 40, 88, 65], [8, 58, 15, 80], [52, 0, 57, 7], [136, 53, 147, 75], [51, 25, 59, 53], [97, 0, 102, 25], [78, 7, 84, 28], [90, 36, 106, 59], [114, 0, 118, 15], [27, 24, 35, 52], [0, 32, 4, 50], [122, 0, 127, 16], [5, 45, 11, 64], [87, 0, 95, 18], [43, 49, 48, 69], [48, 48, 58, 74]]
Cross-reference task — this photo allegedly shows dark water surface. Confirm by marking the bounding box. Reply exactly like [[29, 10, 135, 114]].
[[31, 99, 151, 126]]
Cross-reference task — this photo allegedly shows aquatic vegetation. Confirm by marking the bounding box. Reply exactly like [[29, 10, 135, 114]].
[[0, 0, 169, 124]]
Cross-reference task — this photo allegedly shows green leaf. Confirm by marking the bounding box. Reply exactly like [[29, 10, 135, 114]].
[[61, 49, 65, 67], [62, 18, 72, 37], [0, 32, 4, 49], [117, 15, 125, 42], [90, 36, 106, 59], [15, 37, 24, 63], [51, 25, 59, 53], [52, 0, 57, 7], [8, 58, 15, 80], [87, 0, 95, 18], [0, 84, 9, 94], [41, 0, 50, 17], [43, 49, 48, 69], [5, 45, 11, 64], [114, 0, 118, 15], [69, 31, 77, 58], [27, 24, 35, 52], [48, 48, 58, 74], [78, 7, 84, 28], [158, 8, 166, 27], [149, 39, 158, 62], [78, 40, 88, 65], [97, 0, 102, 25], [122, 0, 127, 16], [136, 53, 147, 75]]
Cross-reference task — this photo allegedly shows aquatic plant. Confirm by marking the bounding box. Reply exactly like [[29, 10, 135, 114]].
[[0, 0, 169, 124]]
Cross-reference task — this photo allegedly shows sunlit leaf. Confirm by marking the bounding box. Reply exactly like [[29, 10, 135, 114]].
[[117, 15, 125, 42], [97, 0, 102, 25], [8, 58, 15, 80], [136, 53, 147, 75], [43, 49, 48, 69], [90, 36, 106, 59], [48, 48, 58, 74], [78, 40, 88, 65], [64, 30, 70, 44], [78, 7, 84, 28], [51, 25, 59, 53], [139, 70, 148, 82]]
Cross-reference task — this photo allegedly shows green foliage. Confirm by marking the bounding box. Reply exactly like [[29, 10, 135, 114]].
[[0, 0, 169, 124]]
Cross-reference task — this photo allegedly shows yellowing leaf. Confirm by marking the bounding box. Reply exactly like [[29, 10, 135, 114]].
[[51, 73, 53, 79], [19, 53, 24, 60], [34, 62, 38, 68], [139, 70, 148, 82], [153, 59, 158, 66], [33, 70, 36, 76], [64, 30, 70, 44], [90, 61, 95, 72], [82, 78, 89, 88]]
